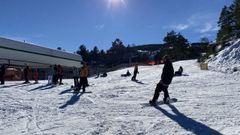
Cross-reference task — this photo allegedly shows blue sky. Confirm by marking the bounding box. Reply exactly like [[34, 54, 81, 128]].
[[0, 0, 233, 52]]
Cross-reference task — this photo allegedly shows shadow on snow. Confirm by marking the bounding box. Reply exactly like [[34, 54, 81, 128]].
[[59, 92, 83, 109], [0, 83, 24, 88], [28, 84, 56, 91], [132, 80, 145, 85], [59, 88, 72, 95], [154, 104, 223, 135], [0, 82, 32, 89]]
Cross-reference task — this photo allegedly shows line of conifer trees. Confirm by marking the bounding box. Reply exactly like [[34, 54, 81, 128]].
[[217, 0, 240, 49]]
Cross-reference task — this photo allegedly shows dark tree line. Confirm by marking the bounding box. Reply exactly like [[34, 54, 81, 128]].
[[76, 38, 148, 68], [217, 0, 240, 49], [76, 31, 210, 68]]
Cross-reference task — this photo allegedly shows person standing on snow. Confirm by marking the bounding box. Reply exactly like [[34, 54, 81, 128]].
[[149, 55, 174, 105], [34, 69, 39, 84], [131, 64, 139, 81], [76, 63, 89, 93], [0, 64, 7, 85], [47, 65, 53, 85], [24, 66, 30, 83], [57, 65, 63, 85], [52, 65, 58, 85], [73, 66, 79, 89]]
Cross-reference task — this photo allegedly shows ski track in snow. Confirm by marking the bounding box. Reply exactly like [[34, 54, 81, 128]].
[[0, 60, 240, 135]]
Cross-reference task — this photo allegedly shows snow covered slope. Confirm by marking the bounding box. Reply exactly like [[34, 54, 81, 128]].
[[208, 39, 240, 73], [0, 60, 240, 135]]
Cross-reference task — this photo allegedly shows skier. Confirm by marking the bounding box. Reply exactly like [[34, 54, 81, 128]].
[[23, 66, 30, 83], [174, 66, 183, 76], [0, 64, 7, 85], [149, 55, 174, 105], [131, 64, 139, 81], [72, 66, 79, 89], [76, 63, 89, 93], [57, 65, 63, 85]]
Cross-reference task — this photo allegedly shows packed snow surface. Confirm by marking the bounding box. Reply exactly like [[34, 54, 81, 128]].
[[1, 60, 240, 135], [208, 39, 240, 73]]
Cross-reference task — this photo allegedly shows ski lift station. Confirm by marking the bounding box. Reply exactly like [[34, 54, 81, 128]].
[[0, 37, 82, 80]]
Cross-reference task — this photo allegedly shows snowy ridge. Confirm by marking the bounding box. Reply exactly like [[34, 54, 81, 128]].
[[0, 60, 240, 135], [208, 39, 240, 73]]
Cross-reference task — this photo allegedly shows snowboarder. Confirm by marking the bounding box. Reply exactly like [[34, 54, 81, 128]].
[[100, 72, 107, 77], [121, 70, 131, 77], [0, 64, 7, 85], [73, 66, 79, 88], [24, 66, 30, 83], [57, 65, 63, 85], [149, 55, 174, 105], [174, 66, 183, 76], [76, 63, 89, 93], [131, 64, 139, 81]]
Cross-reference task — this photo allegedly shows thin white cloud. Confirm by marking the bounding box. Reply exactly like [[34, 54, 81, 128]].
[[95, 24, 105, 30], [198, 22, 219, 33], [171, 24, 189, 31], [187, 13, 219, 33], [163, 13, 219, 34]]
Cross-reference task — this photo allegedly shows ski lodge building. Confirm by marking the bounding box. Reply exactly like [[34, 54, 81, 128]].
[[0, 37, 82, 80]]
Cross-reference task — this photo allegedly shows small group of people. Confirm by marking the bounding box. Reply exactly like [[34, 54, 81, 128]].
[[23, 66, 40, 84], [120, 64, 138, 80], [1, 54, 180, 106], [0, 65, 37, 84], [121, 55, 178, 105], [122, 55, 183, 105], [51, 64, 64, 85]]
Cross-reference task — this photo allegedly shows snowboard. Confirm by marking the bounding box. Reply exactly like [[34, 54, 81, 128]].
[[141, 98, 178, 107]]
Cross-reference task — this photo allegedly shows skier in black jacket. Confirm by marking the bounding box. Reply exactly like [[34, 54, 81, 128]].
[[149, 55, 174, 105]]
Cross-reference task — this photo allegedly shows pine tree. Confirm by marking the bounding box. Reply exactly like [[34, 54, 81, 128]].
[[106, 38, 127, 66], [217, 6, 233, 47], [76, 44, 89, 62], [232, 0, 240, 39], [163, 30, 189, 60], [90, 46, 100, 64], [216, 0, 240, 48]]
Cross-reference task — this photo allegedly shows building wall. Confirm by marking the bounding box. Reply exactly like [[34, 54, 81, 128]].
[[0, 37, 82, 68]]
